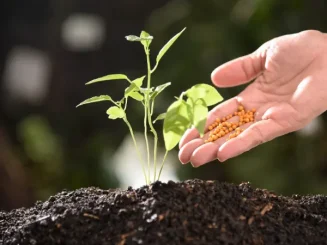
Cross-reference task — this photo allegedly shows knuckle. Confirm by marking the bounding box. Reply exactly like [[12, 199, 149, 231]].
[[256, 73, 270, 88], [241, 57, 253, 81], [300, 30, 322, 38]]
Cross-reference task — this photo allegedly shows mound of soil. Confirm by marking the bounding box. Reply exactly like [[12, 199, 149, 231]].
[[1, 179, 327, 245]]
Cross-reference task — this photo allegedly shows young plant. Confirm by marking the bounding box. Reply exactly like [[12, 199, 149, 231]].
[[77, 28, 223, 185]]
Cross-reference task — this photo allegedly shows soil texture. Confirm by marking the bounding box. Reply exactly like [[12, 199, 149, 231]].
[[1, 179, 327, 245]]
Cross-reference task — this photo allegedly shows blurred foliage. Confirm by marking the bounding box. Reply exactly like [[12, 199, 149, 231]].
[[2, 0, 327, 209], [17, 116, 64, 198]]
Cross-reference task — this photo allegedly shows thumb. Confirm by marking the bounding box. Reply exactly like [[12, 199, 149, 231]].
[[211, 44, 268, 88]]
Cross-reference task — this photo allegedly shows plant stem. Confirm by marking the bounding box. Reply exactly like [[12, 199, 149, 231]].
[[148, 101, 158, 182], [145, 47, 159, 182], [157, 150, 168, 181], [124, 97, 128, 111], [143, 47, 152, 184], [143, 99, 151, 184], [124, 118, 148, 185]]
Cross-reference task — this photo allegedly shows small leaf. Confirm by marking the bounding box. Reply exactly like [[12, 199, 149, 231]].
[[186, 86, 206, 100], [133, 76, 145, 87], [76, 95, 113, 107], [139, 87, 154, 95], [125, 34, 153, 42], [125, 35, 140, 41], [124, 76, 145, 97], [153, 113, 166, 123], [129, 91, 144, 101], [163, 100, 192, 151], [86, 74, 130, 85], [152, 27, 186, 72], [186, 83, 223, 106], [192, 99, 208, 136], [106, 106, 125, 119], [125, 84, 138, 97], [140, 31, 153, 48], [150, 82, 171, 100]]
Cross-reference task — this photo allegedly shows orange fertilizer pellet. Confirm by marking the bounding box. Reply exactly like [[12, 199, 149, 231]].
[[204, 104, 256, 143]]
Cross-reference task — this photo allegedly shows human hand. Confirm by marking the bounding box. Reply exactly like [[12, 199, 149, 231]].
[[179, 30, 327, 167]]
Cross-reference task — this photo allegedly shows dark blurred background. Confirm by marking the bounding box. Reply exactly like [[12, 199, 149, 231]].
[[1, 0, 327, 211]]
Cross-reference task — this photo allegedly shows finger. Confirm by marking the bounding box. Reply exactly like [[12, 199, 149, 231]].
[[178, 97, 240, 149], [179, 115, 252, 166], [178, 128, 200, 150], [179, 115, 240, 164], [189, 122, 252, 167], [211, 46, 267, 88], [178, 139, 204, 164], [217, 119, 286, 162]]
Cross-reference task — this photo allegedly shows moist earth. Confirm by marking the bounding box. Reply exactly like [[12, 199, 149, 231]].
[[1, 179, 327, 245]]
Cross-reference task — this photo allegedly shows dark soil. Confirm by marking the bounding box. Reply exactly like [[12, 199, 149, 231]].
[[1, 179, 327, 245]]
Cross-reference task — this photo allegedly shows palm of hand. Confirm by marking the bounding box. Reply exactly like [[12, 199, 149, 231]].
[[179, 30, 327, 167]]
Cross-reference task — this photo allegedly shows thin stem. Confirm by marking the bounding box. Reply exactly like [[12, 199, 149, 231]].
[[143, 47, 151, 184], [179, 91, 186, 100], [112, 101, 120, 107], [145, 47, 159, 182], [124, 118, 148, 185], [150, 63, 158, 74], [150, 100, 154, 116], [148, 102, 158, 182], [143, 99, 151, 183], [157, 150, 168, 181], [124, 97, 128, 111]]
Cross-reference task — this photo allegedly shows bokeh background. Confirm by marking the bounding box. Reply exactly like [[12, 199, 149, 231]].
[[1, 0, 327, 211]]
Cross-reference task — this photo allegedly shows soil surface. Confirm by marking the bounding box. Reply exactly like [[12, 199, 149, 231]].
[[1, 179, 327, 245]]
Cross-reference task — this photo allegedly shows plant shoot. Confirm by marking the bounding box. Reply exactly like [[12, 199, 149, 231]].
[[77, 28, 224, 185]]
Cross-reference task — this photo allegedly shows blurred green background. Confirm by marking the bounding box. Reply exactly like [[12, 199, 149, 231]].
[[1, 0, 327, 211]]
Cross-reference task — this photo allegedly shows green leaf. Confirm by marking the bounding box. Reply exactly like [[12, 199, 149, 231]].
[[129, 91, 144, 101], [152, 27, 186, 72], [124, 76, 145, 97], [106, 106, 125, 119], [140, 31, 153, 48], [139, 87, 154, 95], [86, 74, 130, 85], [150, 82, 171, 100], [163, 100, 192, 151], [125, 35, 140, 41], [192, 99, 208, 136], [133, 76, 145, 87], [125, 84, 138, 97], [76, 95, 113, 107], [186, 83, 223, 106], [125, 34, 153, 43], [153, 113, 166, 123], [186, 98, 194, 122]]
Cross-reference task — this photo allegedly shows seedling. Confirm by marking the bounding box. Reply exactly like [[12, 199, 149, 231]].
[[77, 28, 223, 185]]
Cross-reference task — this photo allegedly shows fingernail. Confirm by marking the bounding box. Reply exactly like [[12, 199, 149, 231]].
[[190, 162, 199, 168], [217, 157, 226, 163], [179, 159, 188, 165]]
